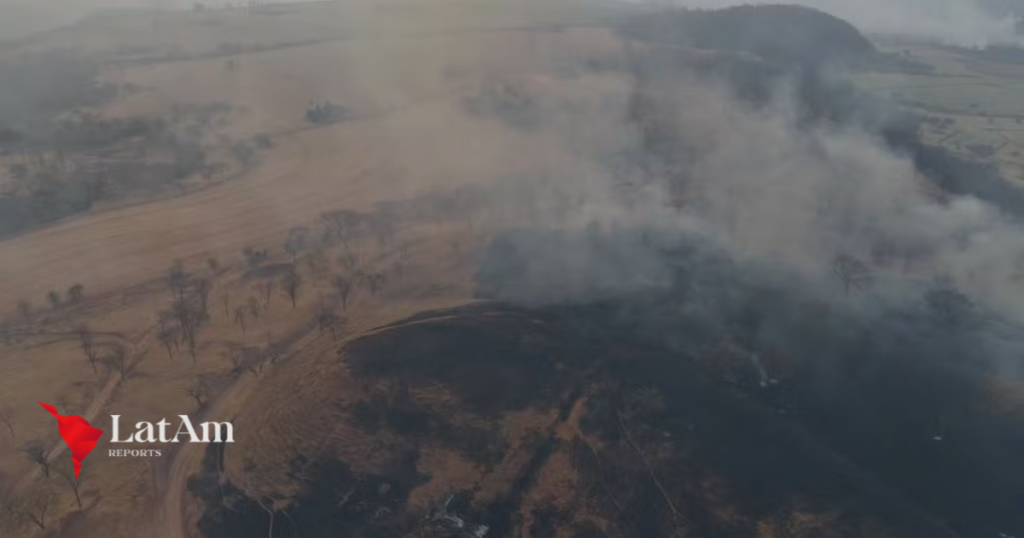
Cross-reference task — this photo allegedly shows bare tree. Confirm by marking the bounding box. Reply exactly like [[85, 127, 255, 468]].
[[108, 344, 130, 382], [332, 275, 352, 311], [167, 261, 191, 301], [46, 291, 61, 310], [77, 325, 99, 374], [173, 300, 202, 362], [832, 253, 870, 297], [247, 296, 261, 319], [66, 283, 85, 304], [283, 226, 310, 262], [262, 281, 275, 309], [55, 455, 84, 509], [395, 245, 411, 277], [318, 311, 343, 341], [194, 278, 212, 317], [158, 327, 179, 360], [23, 440, 49, 478], [282, 269, 301, 309], [366, 271, 386, 296], [183, 379, 208, 409], [7, 489, 50, 530], [0, 403, 15, 443], [206, 256, 220, 273], [304, 248, 329, 276], [234, 306, 247, 334], [16, 299, 32, 324]]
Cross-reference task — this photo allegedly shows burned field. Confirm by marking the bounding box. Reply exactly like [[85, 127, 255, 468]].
[[191, 269, 1024, 538]]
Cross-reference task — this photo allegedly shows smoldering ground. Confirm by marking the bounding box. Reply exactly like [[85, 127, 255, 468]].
[[459, 41, 1024, 534]]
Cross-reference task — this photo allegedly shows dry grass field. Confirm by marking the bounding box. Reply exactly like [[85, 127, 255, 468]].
[[856, 43, 1024, 183], [0, 2, 639, 536]]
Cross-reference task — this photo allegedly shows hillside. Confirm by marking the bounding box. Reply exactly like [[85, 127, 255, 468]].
[[619, 5, 878, 68]]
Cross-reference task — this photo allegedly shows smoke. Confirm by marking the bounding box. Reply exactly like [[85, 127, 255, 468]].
[[469, 64, 1024, 349], [664, 0, 1024, 47]]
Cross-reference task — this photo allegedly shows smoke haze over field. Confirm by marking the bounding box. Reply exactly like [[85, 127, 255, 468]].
[[669, 0, 1024, 47]]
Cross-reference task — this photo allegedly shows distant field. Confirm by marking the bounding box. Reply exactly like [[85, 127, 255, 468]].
[[856, 43, 1024, 182]]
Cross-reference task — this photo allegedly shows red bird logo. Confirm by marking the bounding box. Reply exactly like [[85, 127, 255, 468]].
[[39, 402, 104, 478]]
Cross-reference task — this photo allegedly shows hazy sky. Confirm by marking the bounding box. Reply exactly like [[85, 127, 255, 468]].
[[673, 0, 1023, 47]]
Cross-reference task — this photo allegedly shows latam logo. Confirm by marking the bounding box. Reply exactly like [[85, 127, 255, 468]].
[[39, 402, 103, 479], [40, 402, 234, 475]]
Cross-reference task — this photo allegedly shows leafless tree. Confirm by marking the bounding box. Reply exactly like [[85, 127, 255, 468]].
[[23, 440, 49, 478], [108, 344, 130, 382], [183, 379, 208, 409], [234, 306, 247, 334], [305, 248, 329, 276], [247, 296, 262, 319], [46, 291, 61, 310], [366, 271, 386, 296], [66, 283, 85, 304], [0, 403, 15, 443], [173, 300, 202, 362], [194, 278, 212, 317], [167, 261, 191, 301], [395, 245, 411, 277], [55, 455, 84, 509], [283, 226, 310, 262], [158, 327, 179, 360], [282, 269, 301, 309], [206, 256, 220, 273], [331, 275, 352, 311], [318, 311, 343, 341], [832, 253, 870, 297], [77, 325, 99, 374], [7, 488, 50, 530], [16, 299, 32, 324], [262, 281, 275, 309]]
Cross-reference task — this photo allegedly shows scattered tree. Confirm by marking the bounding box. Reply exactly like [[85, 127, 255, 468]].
[[832, 253, 870, 297], [247, 296, 261, 319], [283, 226, 310, 262], [206, 256, 219, 273], [183, 379, 208, 409], [194, 278, 212, 317], [108, 344, 130, 382], [158, 327, 179, 360], [332, 275, 352, 311], [55, 455, 84, 509], [173, 300, 202, 362], [318, 311, 343, 341], [66, 283, 84, 304], [77, 325, 99, 374], [46, 291, 61, 310], [167, 261, 191, 300], [262, 281, 275, 309], [7, 488, 50, 530], [282, 269, 302, 309], [23, 440, 50, 478], [234, 306, 247, 334]]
